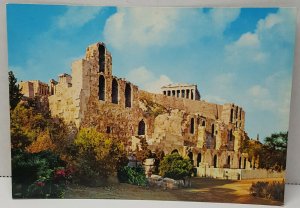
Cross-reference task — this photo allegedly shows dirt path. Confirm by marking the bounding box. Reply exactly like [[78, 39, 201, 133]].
[[64, 178, 283, 205]]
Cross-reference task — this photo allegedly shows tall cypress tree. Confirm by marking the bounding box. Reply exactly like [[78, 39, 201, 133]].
[[9, 71, 23, 110]]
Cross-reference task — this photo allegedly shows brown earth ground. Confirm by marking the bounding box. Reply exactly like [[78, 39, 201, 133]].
[[64, 177, 284, 206]]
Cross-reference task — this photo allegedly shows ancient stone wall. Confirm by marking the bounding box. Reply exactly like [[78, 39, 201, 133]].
[[46, 42, 252, 173]]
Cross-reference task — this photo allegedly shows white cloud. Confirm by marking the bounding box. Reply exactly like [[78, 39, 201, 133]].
[[234, 32, 260, 48], [56, 7, 102, 29], [104, 8, 240, 49], [225, 8, 296, 68], [126, 66, 172, 93], [247, 71, 292, 130]]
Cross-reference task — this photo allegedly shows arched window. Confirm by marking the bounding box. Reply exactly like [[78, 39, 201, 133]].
[[98, 44, 105, 73], [213, 155, 217, 168], [239, 157, 242, 169], [244, 158, 247, 169], [125, 83, 131, 108], [138, 120, 145, 135], [230, 109, 233, 123], [211, 124, 215, 137], [197, 153, 202, 167], [171, 149, 179, 154], [111, 78, 118, 104], [99, 75, 105, 101], [190, 118, 195, 134]]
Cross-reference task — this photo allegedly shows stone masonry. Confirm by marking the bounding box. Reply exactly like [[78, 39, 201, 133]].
[[21, 42, 258, 173]]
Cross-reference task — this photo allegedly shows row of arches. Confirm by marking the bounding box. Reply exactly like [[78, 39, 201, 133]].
[[189, 117, 234, 142], [170, 150, 250, 169], [98, 75, 132, 108]]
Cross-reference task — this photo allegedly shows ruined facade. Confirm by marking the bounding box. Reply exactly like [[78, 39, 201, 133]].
[[21, 42, 260, 178], [20, 80, 49, 98]]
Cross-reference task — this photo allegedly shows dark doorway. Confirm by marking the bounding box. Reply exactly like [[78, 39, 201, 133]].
[[125, 83, 131, 108], [98, 44, 105, 73], [190, 118, 195, 134], [171, 149, 179, 154], [99, 75, 105, 101], [213, 155, 217, 168], [227, 156, 231, 167], [229, 129, 233, 141], [138, 120, 145, 135], [111, 79, 118, 104], [211, 124, 215, 137], [197, 153, 202, 167]]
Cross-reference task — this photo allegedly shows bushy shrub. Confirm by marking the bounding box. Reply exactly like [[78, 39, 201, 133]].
[[12, 150, 71, 198], [117, 165, 147, 186], [250, 181, 285, 202], [159, 153, 193, 180], [73, 128, 126, 185]]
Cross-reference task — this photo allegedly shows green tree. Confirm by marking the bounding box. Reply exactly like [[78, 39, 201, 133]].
[[159, 153, 193, 180], [10, 102, 69, 154], [9, 71, 23, 110], [259, 132, 288, 171], [73, 128, 126, 184]]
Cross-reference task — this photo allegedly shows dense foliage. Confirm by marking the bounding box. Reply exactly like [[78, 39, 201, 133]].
[[73, 128, 126, 184], [250, 181, 285, 202], [10, 102, 70, 154], [12, 150, 71, 198], [117, 165, 147, 186], [9, 71, 23, 110], [260, 132, 287, 171], [242, 132, 288, 171], [159, 153, 193, 180]]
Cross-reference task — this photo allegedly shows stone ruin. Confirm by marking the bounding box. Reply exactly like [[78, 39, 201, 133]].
[[20, 42, 265, 180]]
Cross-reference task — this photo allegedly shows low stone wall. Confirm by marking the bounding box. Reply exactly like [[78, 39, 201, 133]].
[[240, 169, 285, 180], [196, 167, 242, 180], [196, 167, 284, 180]]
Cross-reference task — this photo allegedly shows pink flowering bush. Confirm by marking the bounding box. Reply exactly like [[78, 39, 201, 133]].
[[12, 150, 72, 198]]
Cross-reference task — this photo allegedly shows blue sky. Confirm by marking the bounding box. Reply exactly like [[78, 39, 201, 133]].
[[6, 5, 296, 140]]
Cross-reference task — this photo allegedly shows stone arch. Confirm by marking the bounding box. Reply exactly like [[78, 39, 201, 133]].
[[111, 78, 118, 104], [213, 155, 217, 168], [98, 44, 105, 73], [211, 123, 215, 137], [138, 119, 145, 135], [197, 153, 202, 167], [99, 75, 105, 101], [125, 83, 132, 108], [171, 149, 179, 154], [190, 118, 195, 134]]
